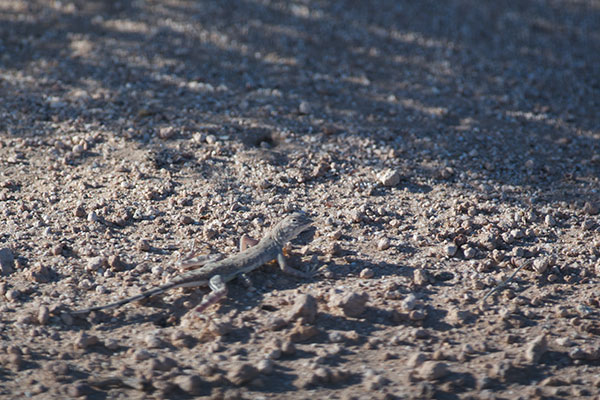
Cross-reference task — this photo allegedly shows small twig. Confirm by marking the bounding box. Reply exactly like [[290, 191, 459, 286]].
[[480, 261, 531, 304]]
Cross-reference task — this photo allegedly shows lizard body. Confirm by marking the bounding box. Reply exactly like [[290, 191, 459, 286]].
[[71, 212, 313, 315]]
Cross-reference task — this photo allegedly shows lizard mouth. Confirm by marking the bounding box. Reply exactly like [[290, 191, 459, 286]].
[[299, 221, 314, 234]]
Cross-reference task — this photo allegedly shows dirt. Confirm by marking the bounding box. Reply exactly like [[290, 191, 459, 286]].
[[0, 0, 599, 399]]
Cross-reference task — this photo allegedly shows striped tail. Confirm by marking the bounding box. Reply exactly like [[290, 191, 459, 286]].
[[70, 282, 181, 314]]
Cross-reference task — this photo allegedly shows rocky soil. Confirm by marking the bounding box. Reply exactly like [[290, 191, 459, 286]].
[[0, 0, 599, 399]]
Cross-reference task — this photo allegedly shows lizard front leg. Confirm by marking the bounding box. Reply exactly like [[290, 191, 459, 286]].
[[195, 275, 228, 313], [277, 252, 313, 278]]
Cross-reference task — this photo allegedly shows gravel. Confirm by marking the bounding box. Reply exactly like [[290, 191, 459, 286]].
[[0, 0, 598, 399]]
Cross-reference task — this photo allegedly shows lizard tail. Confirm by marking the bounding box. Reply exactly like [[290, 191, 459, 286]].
[[70, 282, 180, 314]]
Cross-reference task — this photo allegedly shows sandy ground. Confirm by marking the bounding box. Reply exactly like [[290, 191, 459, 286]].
[[0, 0, 599, 399]]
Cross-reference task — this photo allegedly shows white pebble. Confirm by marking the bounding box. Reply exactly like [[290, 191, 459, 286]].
[[299, 101, 311, 114], [463, 247, 477, 259], [87, 211, 98, 222], [401, 294, 418, 311], [378, 169, 400, 187], [376, 238, 390, 251], [359, 268, 374, 279], [79, 279, 93, 290], [257, 359, 274, 374]]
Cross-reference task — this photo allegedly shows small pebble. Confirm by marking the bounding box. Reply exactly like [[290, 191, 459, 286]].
[[25, 264, 55, 283], [363, 372, 386, 390], [583, 202, 599, 215], [401, 294, 418, 311], [95, 285, 107, 294], [409, 309, 426, 321], [288, 294, 318, 324], [533, 258, 549, 274], [75, 332, 99, 349], [16, 314, 34, 325], [151, 265, 163, 275], [150, 356, 177, 371], [174, 375, 203, 395], [108, 255, 125, 271], [227, 363, 259, 386], [445, 244, 458, 257], [446, 308, 473, 326], [38, 306, 50, 325], [180, 215, 194, 225], [328, 331, 345, 343], [582, 219, 595, 230], [51, 243, 64, 256], [376, 237, 391, 251], [525, 334, 547, 363], [265, 316, 287, 331], [72, 144, 84, 154], [258, 179, 271, 189], [378, 169, 401, 187], [205, 134, 217, 144], [158, 126, 176, 139], [288, 321, 319, 342], [298, 101, 311, 114], [87, 211, 98, 222], [359, 267, 374, 279], [313, 367, 332, 384], [265, 348, 281, 360], [281, 340, 295, 355], [413, 269, 430, 286], [463, 247, 477, 259], [257, 359, 274, 374], [0, 248, 15, 275], [86, 257, 106, 272], [418, 361, 449, 380], [105, 339, 119, 350], [204, 227, 217, 240], [492, 249, 504, 262], [60, 312, 73, 325], [407, 352, 427, 368], [327, 242, 342, 256], [348, 209, 364, 223], [329, 368, 349, 384], [74, 204, 86, 217], [145, 333, 163, 349], [330, 291, 368, 318], [207, 318, 233, 336], [79, 279, 92, 290], [5, 289, 19, 302], [137, 240, 151, 252], [568, 348, 587, 360], [413, 329, 430, 339], [330, 230, 343, 241]]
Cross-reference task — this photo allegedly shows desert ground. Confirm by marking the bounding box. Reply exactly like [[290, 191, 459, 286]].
[[0, 0, 599, 399]]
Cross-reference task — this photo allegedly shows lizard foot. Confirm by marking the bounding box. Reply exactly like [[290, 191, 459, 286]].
[[195, 286, 228, 314]]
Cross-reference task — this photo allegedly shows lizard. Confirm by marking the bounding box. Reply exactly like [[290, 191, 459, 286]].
[[71, 211, 314, 315]]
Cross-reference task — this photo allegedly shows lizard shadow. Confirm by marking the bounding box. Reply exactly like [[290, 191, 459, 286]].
[[72, 251, 421, 333]]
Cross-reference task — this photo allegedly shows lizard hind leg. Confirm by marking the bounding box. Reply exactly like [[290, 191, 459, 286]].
[[240, 234, 259, 251], [179, 253, 222, 271], [195, 275, 228, 314]]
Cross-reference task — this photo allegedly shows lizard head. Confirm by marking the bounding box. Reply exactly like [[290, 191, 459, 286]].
[[272, 211, 313, 244]]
